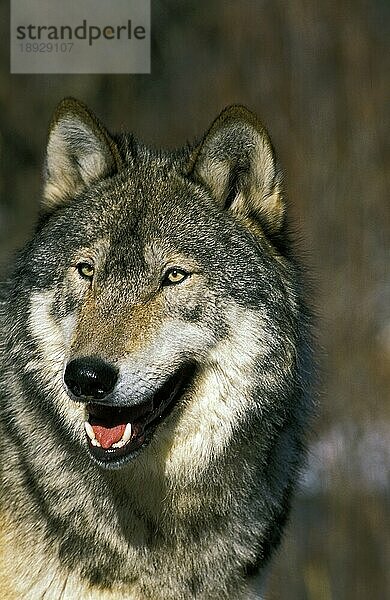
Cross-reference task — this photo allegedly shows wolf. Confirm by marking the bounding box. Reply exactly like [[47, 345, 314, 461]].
[[0, 98, 313, 599]]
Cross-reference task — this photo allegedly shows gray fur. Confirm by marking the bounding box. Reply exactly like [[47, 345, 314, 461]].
[[0, 99, 314, 599]]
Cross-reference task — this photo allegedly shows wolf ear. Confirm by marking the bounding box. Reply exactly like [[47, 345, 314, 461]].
[[43, 98, 122, 210], [189, 105, 285, 238]]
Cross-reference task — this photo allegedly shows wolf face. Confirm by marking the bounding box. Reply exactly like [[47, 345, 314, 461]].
[[0, 99, 312, 599], [13, 99, 297, 473]]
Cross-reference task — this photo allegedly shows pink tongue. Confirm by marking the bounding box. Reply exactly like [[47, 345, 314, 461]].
[[91, 423, 126, 449]]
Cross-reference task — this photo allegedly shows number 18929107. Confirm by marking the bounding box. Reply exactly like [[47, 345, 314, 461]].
[[19, 42, 74, 53]]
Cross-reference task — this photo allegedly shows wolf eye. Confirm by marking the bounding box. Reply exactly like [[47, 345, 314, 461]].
[[77, 262, 94, 280], [163, 268, 189, 286]]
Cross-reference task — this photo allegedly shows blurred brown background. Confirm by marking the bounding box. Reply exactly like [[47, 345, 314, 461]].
[[1, 1, 389, 598]]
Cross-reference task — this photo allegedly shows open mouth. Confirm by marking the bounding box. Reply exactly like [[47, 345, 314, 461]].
[[84, 363, 196, 469]]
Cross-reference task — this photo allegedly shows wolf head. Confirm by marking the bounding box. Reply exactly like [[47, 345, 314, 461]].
[[5, 99, 301, 475]]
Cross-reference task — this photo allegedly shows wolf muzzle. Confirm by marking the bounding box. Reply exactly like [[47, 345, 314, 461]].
[[63, 355, 197, 468]]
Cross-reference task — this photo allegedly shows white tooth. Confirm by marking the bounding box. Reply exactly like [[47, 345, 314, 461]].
[[91, 438, 101, 447], [122, 423, 132, 443], [112, 439, 126, 449], [84, 422, 95, 440]]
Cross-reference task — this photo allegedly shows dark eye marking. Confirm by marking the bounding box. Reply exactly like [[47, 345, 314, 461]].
[[76, 262, 94, 281], [162, 268, 190, 287]]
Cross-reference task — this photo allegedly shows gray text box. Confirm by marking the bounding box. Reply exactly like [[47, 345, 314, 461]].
[[11, 0, 150, 74]]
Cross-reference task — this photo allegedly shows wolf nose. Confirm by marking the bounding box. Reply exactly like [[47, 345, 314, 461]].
[[64, 357, 118, 400]]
